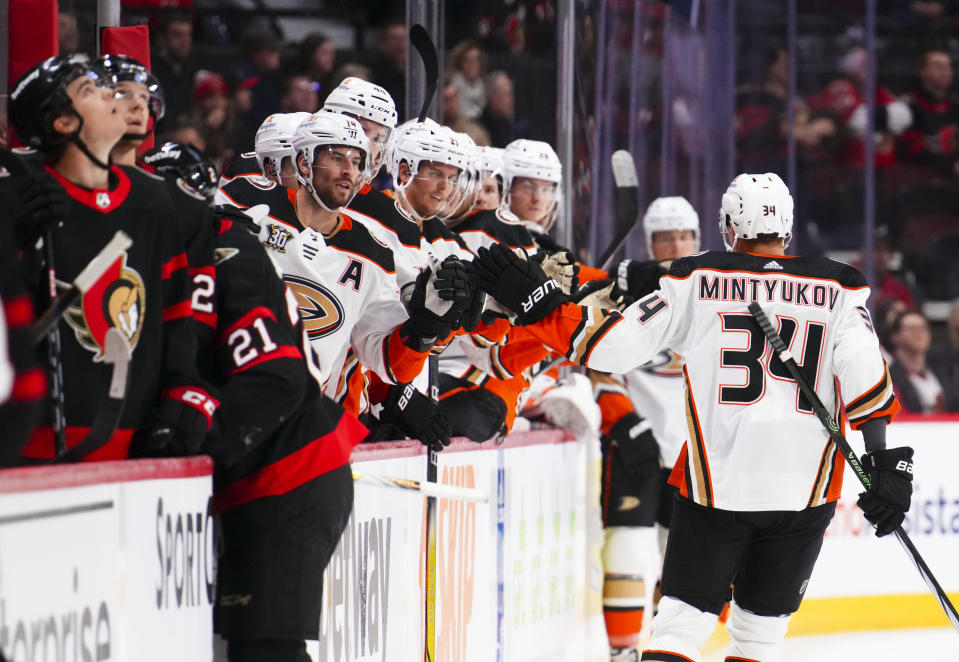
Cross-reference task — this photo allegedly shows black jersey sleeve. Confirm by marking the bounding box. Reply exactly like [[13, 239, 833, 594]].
[[205, 216, 315, 466]]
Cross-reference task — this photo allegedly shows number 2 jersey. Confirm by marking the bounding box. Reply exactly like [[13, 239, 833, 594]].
[[526, 250, 901, 511]]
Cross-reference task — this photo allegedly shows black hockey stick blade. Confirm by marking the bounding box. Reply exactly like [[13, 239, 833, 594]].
[[30, 231, 132, 345], [748, 301, 959, 633], [598, 150, 640, 272], [55, 328, 132, 462], [410, 24, 439, 123]]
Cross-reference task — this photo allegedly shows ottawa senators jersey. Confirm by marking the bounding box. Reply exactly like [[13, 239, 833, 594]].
[[199, 213, 367, 512], [215, 173, 300, 230], [526, 251, 901, 511], [3, 164, 201, 460], [256, 211, 428, 409]]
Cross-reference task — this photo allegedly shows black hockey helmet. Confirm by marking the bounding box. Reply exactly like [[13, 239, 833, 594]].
[[9, 54, 114, 153], [143, 141, 219, 200], [95, 54, 166, 120]]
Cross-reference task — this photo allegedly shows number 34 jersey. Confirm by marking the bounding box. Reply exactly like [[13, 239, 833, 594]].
[[530, 251, 901, 512]]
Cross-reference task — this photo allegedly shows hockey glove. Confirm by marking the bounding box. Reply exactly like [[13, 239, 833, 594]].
[[573, 278, 626, 310], [459, 260, 486, 332], [609, 412, 660, 480], [15, 174, 69, 249], [473, 243, 568, 326], [857, 446, 914, 537], [532, 249, 579, 295], [139, 386, 219, 457], [402, 257, 471, 350], [615, 259, 669, 306], [380, 383, 452, 453]]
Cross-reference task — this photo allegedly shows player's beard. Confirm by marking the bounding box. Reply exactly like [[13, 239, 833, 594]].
[[318, 177, 357, 209]]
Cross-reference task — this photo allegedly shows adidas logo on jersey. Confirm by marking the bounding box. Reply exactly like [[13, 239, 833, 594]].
[[763, 260, 784, 270]]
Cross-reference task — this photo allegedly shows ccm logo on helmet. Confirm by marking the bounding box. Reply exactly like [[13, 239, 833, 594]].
[[521, 279, 560, 313]]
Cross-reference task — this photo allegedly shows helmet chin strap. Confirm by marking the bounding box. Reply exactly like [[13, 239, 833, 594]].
[[68, 112, 111, 171]]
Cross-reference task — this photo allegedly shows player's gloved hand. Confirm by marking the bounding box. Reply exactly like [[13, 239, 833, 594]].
[[15, 174, 69, 249], [609, 412, 660, 479], [380, 383, 452, 453], [459, 260, 486, 332], [532, 249, 579, 295], [473, 243, 568, 325], [857, 446, 914, 537], [402, 257, 470, 350], [615, 258, 670, 306], [139, 386, 219, 457], [573, 278, 626, 310]]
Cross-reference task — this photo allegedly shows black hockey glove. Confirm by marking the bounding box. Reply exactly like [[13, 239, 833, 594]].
[[615, 258, 670, 306], [402, 257, 471, 351], [138, 386, 219, 457], [459, 260, 486, 333], [609, 412, 660, 479], [857, 446, 914, 537], [15, 174, 69, 249], [473, 243, 568, 326], [380, 383, 452, 453]]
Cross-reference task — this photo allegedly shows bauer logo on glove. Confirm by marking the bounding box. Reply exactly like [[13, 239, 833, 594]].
[[521, 279, 561, 313]]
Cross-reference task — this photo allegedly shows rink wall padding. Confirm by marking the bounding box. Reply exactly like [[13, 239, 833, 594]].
[[315, 429, 610, 662], [0, 457, 214, 662]]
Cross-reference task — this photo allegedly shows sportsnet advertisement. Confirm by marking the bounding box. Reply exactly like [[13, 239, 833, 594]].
[[0, 459, 213, 662]]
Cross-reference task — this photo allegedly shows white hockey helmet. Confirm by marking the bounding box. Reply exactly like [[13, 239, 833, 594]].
[[323, 77, 398, 129], [719, 172, 794, 250], [254, 112, 312, 180], [292, 112, 370, 211], [643, 196, 701, 255], [475, 145, 504, 176], [439, 131, 482, 222], [500, 139, 563, 228]]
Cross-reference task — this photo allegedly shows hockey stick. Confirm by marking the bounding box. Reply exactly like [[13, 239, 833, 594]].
[[30, 231, 132, 344], [410, 24, 439, 123], [352, 470, 489, 503], [55, 328, 132, 462], [598, 150, 640, 272], [748, 301, 959, 633]]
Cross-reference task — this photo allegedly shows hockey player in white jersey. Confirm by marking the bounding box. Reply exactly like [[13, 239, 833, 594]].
[[592, 196, 701, 660], [255, 112, 469, 448], [473, 173, 910, 662], [322, 76, 397, 184], [215, 112, 311, 228]]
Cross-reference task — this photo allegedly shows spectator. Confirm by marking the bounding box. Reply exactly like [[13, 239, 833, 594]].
[[164, 120, 208, 153], [58, 13, 81, 56], [735, 47, 836, 173], [279, 74, 319, 114], [151, 13, 197, 133], [875, 297, 909, 361], [888, 310, 956, 413], [808, 46, 912, 169], [481, 71, 515, 147], [872, 228, 918, 310], [239, 27, 284, 125], [190, 71, 235, 171], [442, 83, 490, 146], [370, 20, 407, 121], [448, 40, 486, 121], [891, 0, 956, 31], [295, 33, 337, 103], [330, 63, 374, 87], [900, 48, 959, 177], [929, 299, 959, 412]]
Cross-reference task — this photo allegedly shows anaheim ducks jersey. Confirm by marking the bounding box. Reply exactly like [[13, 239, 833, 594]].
[[255, 211, 427, 410], [3, 164, 201, 461], [215, 172, 300, 230], [451, 208, 538, 255], [622, 350, 687, 467], [219, 151, 260, 184], [344, 188, 425, 286], [527, 251, 901, 512]]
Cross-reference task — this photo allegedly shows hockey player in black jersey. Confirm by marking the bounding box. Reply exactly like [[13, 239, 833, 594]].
[[5, 55, 215, 461]]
